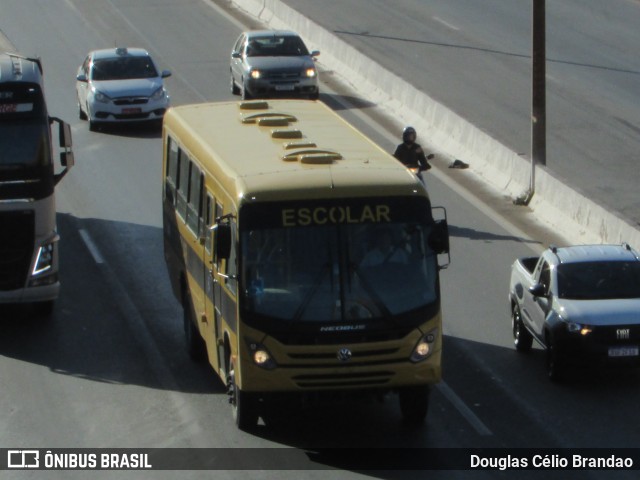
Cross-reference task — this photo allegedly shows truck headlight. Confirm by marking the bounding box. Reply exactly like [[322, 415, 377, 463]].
[[304, 68, 316, 78], [32, 242, 55, 276], [411, 329, 438, 363]]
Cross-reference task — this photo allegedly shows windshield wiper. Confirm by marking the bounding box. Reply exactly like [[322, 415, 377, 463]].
[[348, 262, 393, 320], [292, 262, 331, 323]]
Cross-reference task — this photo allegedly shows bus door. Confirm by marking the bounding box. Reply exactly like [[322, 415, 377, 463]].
[[205, 198, 226, 377]]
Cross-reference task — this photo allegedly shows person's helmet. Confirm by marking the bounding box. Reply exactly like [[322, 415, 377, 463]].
[[402, 126, 416, 142]]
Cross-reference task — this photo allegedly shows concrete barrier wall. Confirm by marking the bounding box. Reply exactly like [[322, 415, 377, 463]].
[[230, 0, 640, 250]]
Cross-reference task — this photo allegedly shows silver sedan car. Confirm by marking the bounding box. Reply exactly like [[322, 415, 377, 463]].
[[230, 30, 320, 100], [76, 47, 171, 130]]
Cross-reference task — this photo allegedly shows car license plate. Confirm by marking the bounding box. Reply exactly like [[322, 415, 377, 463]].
[[275, 85, 295, 91], [608, 346, 639, 357], [122, 107, 142, 114]]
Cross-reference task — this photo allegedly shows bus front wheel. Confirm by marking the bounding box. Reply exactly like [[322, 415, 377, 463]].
[[398, 385, 430, 425], [228, 358, 259, 431]]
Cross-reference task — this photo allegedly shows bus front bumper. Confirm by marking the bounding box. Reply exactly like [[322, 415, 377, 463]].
[[238, 351, 442, 393]]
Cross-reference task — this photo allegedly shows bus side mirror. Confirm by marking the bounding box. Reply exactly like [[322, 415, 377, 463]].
[[214, 223, 232, 260], [429, 219, 449, 254]]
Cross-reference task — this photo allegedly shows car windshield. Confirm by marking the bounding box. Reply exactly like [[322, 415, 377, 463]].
[[246, 35, 310, 57], [240, 221, 438, 322], [557, 261, 640, 300], [91, 56, 158, 81]]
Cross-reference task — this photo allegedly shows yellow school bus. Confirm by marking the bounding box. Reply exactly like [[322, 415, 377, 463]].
[[162, 99, 449, 430]]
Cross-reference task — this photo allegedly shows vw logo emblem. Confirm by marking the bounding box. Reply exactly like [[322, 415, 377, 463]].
[[337, 347, 352, 362]]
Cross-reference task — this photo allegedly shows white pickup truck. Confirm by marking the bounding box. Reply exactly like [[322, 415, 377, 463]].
[[509, 244, 640, 381]]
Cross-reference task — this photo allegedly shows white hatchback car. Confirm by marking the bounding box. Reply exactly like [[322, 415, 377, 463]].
[[230, 30, 320, 100], [76, 47, 171, 130]]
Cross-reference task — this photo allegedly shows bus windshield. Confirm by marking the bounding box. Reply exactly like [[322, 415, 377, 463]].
[[240, 198, 438, 323], [0, 83, 50, 168]]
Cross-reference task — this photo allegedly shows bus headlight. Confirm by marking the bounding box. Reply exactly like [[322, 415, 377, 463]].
[[247, 340, 276, 369], [411, 329, 438, 363], [32, 242, 55, 276]]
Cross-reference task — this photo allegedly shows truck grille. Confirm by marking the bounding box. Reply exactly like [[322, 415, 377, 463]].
[[0, 211, 34, 290], [591, 325, 640, 344]]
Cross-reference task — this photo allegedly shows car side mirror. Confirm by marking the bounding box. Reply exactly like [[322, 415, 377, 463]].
[[311, 50, 320, 58], [76, 73, 88, 82], [528, 283, 546, 298], [161, 70, 172, 78], [231, 52, 242, 59]]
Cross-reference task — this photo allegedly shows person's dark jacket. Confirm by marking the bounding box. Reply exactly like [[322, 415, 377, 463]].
[[393, 142, 431, 171]]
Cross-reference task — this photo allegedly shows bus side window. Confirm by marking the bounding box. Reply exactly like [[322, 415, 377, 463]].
[[186, 162, 202, 234], [176, 149, 190, 221], [204, 194, 214, 253], [165, 137, 179, 205], [213, 202, 224, 263]]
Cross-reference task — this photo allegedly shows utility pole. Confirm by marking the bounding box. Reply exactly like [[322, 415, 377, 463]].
[[531, 0, 546, 192]]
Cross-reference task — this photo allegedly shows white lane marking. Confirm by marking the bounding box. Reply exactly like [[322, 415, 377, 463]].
[[200, 0, 246, 29], [78, 229, 105, 264], [77, 228, 205, 442], [98, 257, 206, 443], [436, 382, 493, 436], [433, 16, 460, 31], [104, 0, 208, 102]]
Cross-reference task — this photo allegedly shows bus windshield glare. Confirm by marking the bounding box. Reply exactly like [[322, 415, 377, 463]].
[[240, 198, 438, 323]]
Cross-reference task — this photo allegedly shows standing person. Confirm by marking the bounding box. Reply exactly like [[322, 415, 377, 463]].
[[393, 126, 432, 184]]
